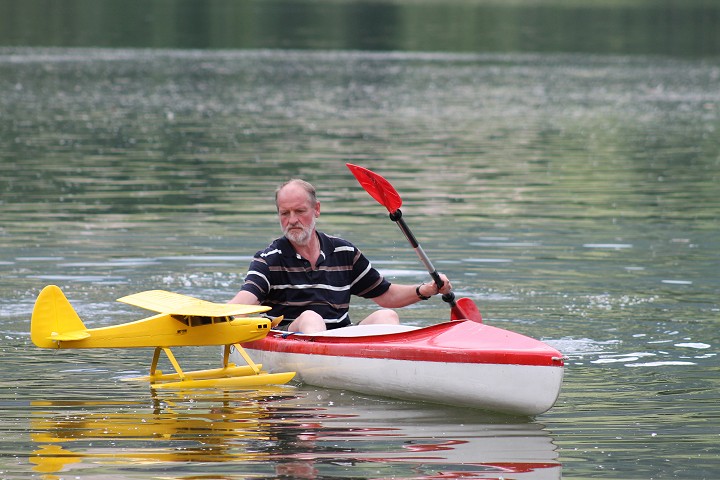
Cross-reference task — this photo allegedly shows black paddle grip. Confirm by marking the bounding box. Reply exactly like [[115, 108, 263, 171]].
[[390, 210, 420, 248], [442, 291, 456, 307]]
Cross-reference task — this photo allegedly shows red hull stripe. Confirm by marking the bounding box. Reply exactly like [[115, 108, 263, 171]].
[[243, 320, 564, 367]]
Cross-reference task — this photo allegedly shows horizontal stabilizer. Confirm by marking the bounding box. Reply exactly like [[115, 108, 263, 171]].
[[117, 290, 270, 317], [49, 330, 91, 341]]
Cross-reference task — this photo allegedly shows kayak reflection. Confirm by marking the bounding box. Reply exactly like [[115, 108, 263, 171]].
[[305, 392, 561, 480]]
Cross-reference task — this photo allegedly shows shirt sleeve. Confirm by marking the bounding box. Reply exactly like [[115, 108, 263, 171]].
[[240, 254, 271, 302]]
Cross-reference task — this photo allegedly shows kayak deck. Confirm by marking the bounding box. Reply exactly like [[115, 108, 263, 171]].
[[246, 320, 564, 367]]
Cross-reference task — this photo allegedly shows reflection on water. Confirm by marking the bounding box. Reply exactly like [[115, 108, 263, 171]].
[[28, 390, 559, 479], [29, 390, 299, 475]]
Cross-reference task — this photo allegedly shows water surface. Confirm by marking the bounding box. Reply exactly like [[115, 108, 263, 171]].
[[1, 2, 719, 478]]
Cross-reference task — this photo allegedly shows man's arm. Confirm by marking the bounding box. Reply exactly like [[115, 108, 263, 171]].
[[229, 290, 260, 305], [371, 274, 452, 308]]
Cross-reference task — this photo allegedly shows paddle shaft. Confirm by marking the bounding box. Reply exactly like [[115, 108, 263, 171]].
[[389, 209, 456, 306]]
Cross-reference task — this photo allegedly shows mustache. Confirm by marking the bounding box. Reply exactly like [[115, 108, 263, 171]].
[[284, 222, 305, 233]]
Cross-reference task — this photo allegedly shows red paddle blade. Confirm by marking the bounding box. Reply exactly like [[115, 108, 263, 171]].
[[450, 297, 483, 323], [346, 163, 402, 214]]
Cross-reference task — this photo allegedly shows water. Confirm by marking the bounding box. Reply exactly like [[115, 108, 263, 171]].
[[2, 1, 720, 479]]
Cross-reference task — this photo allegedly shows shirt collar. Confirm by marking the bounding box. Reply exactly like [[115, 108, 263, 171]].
[[279, 231, 329, 263]]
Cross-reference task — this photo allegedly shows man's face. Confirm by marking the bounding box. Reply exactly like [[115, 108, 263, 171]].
[[276, 185, 320, 246]]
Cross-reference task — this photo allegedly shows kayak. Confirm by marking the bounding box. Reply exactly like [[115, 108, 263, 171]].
[[236, 318, 564, 416]]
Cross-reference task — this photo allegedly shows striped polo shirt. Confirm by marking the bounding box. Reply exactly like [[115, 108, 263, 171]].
[[240, 231, 391, 329]]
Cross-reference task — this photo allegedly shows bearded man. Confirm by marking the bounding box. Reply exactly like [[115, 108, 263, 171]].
[[230, 179, 452, 333]]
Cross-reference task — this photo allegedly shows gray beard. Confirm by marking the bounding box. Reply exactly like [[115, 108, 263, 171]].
[[284, 218, 316, 246]]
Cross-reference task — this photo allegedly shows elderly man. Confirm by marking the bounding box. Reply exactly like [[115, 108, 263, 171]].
[[230, 179, 452, 333]]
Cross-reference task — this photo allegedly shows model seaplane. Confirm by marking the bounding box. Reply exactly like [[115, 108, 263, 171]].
[[30, 285, 295, 389]]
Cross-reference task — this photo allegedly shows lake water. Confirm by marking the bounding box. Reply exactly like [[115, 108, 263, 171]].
[[1, 1, 719, 479]]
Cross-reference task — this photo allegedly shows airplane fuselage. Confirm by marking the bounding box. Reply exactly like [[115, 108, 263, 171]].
[[50, 314, 272, 349]]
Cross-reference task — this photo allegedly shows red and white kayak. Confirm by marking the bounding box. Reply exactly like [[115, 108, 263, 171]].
[[236, 317, 564, 416]]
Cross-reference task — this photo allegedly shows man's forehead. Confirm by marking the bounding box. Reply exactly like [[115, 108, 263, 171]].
[[277, 192, 315, 210], [279, 184, 313, 199]]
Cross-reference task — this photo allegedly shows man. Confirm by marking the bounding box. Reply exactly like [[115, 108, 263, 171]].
[[229, 179, 452, 333]]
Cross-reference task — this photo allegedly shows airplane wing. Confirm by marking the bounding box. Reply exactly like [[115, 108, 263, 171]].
[[117, 290, 271, 317]]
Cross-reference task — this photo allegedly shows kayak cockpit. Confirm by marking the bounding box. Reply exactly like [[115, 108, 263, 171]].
[[274, 324, 421, 338]]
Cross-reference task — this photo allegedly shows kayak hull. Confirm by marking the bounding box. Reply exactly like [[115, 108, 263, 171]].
[[237, 320, 564, 416]]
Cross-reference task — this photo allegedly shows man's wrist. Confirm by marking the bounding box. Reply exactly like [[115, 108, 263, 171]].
[[416, 284, 431, 300]]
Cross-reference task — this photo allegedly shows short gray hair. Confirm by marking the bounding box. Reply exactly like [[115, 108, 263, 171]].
[[275, 179, 317, 209]]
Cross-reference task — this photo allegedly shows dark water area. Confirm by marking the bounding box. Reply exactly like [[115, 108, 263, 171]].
[[1, 0, 720, 479], [1, 0, 720, 57]]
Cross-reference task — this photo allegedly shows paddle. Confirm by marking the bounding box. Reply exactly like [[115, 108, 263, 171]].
[[346, 163, 482, 322]]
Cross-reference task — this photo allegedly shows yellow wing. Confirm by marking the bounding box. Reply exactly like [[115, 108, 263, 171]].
[[117, 290, 270, 317]]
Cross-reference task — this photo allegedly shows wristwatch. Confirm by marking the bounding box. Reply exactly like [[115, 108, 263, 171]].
[[416, 284, 431, 300]]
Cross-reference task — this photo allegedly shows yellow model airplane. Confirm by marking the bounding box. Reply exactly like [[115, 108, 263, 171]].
[[30, 285, 295, 389]]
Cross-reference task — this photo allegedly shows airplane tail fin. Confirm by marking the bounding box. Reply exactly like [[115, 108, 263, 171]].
[[31, 285, 88, 348]]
